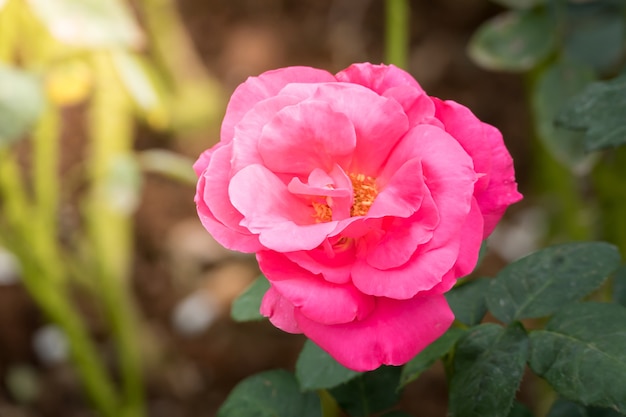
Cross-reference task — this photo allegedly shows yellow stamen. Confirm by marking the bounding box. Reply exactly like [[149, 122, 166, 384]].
[[310, 173, 378, 222], [312, 201, 333, 223], [349, 173, 378, 217]]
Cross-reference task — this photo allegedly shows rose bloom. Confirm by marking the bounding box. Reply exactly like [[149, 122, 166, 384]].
[[194, 63, 522, 371]]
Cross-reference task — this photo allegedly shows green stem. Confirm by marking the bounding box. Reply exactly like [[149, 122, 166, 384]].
[[87, 52, 144, 417], [385, 0, 410, 69]]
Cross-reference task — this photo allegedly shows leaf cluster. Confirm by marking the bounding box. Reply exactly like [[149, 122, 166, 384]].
[[222, 242, 626, 417]]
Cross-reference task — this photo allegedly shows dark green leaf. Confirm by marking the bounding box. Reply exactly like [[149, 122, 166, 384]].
[[296, 339, 361, 391], [508, 401, 535, 417], [330, 366, 402, 417], [217, 370, 321, 417], [490, 0, 544, 9], [531, 60, 595, 169], [562, 1, 624, 73], [547, 399, 587, 417], [468, 9, 555, 72], [612, 265, 626, 308], [547, 398, 625, 417], [487, 242, 620, 324], [230, 275, 270, 322], [380, 412, 413, 417], [528, 302, 626, 413], [0, 66, 45, 146], [449, 323, 529, 417], [446, 278, 490, 326], [557, 74, 626, 151], [400, 327, 466, 388]]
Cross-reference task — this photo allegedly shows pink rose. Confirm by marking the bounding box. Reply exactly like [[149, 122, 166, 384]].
[[194, 63, 522, 371]]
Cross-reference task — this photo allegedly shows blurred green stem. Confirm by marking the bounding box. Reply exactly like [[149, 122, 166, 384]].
[[385, 0, 410, 69], [87, 52, 144, 417]]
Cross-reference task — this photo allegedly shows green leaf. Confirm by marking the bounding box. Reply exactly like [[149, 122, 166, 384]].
[[612, 265, 626, 308], [217, 370, 321, 417], [468, 9, 555, 72], [296, 339, 361, 391], [449, 323, 529, 417], [27, 0, 143, 48], [330, 366, 402, 417], [230, 275, 270, 322], [446, 278, 490, 326], [557, 74, 626, 151], [531, 60, 596, 170], [528, 302, 626, 413], [508, 401, 535, 417], [490, 0, 544, 9], [0, 65, 45, 146], [400, 327, 466, 388], [562, 1, 624, 73], [486, 242, 621, 324], [380, 412, 413, 417], [547, 398, 624, 417]]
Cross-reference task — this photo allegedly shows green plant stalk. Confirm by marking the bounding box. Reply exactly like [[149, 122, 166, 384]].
[[15, 248, 120, 417], [31, 107, 65, 286], [0, 149, 121, 416], [87, 52, 144, 417], [385, 0, 410, 69]]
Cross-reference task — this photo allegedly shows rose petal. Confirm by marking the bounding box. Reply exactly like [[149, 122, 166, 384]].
[[221, 66, 336, 142], [295, 294, 454, 371], [260, 286, 301, 333], [433, 98, 522, 236], [195, 144, 262, 252], [336, 63, 426, 95], [229, 164, 338, 251], [258, 251, 375, 324], [259, 100, 357, 174]]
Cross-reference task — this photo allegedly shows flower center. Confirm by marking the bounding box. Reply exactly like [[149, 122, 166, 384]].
[[311, 173, 378, 222], [349, 173, 378, 217]]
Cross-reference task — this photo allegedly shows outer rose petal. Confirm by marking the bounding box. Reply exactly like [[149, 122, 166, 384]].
[[295, 294, 454, 371], [433, 98, 523, 236], [260, 286, 301, 334], [195, 144, 262, 252], [258, 251, 375, 324], [336, 62, 426, 95], [221, 66, 336, 142]]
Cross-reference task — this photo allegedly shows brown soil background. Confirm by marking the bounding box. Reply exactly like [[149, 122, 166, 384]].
[[0, 1, 533, 416]]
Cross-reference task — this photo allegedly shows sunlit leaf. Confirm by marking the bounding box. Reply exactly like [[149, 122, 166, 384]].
[[231, 275, 269, 322], [0, 65, 45, 146], [487, 242, 620, 324], [529, 302, 626, 413], [449, 323, 529, 417], [111, 51, 169, 129], [468, 9, 555, 72], [557, 74, 626, 151], [217, 370, 321, 417], [531, 60, 595, 170], [400, 327, 465, 388], [296, 339, 361, 391], [330, 366, 402, 417], [26, 0, 143, 48]]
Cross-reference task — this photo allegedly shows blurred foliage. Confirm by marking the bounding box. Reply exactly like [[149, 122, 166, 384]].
[[0, 0, 223, 416]]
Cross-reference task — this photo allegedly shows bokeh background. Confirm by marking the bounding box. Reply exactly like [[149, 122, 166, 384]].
[[0, 1, 535, 416]]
